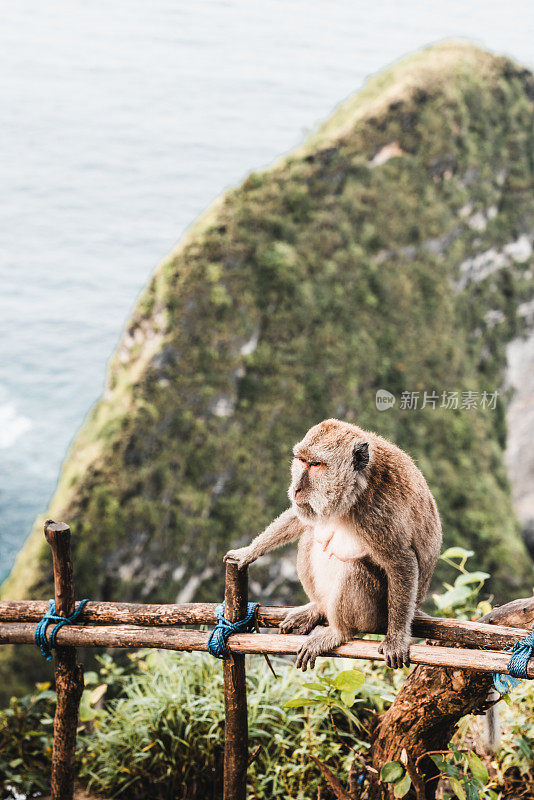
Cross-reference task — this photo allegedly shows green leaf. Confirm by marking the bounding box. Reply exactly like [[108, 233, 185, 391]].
[[34, 690, 56, 702], [333, 670, 365, 691], [467, 752, 488, 784], [284, 698, 322, 708], [466, 782, 479, 800], [394, 773, 412, 798], [517, 735, 533, 758], [430, 754, 447, 771], [449, 777, 467, 800], [442, 547, 474, 560], [302, 682, 324, 691], [78, 684, 107, 722], [455, 572, 490, 587], [340, 691, 356, 707], [501, 693, 512, 707], [79, 695, 98, 722], [380, 761, 404, 782], [89, 684, 107, 706], [433, 585, 471, 610], [477, 600, 493, 616]]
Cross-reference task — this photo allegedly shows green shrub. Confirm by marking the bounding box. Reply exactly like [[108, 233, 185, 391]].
[[79, 650, 395, 799], [0, 683, 54, 798]]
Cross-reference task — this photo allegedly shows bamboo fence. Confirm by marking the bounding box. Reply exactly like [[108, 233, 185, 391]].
[[0, 520, 530, 800]]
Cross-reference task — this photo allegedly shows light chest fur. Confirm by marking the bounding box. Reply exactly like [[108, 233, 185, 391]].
[[309, 517, 369, 603]]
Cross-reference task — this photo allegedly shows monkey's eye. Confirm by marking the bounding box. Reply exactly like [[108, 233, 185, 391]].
[[297, 457, 307, 464], [309, 461, 322, 468]]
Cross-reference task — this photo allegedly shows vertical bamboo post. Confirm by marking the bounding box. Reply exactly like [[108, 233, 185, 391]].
[[223, 560, 249, 800], [44, 519, 84, 800]]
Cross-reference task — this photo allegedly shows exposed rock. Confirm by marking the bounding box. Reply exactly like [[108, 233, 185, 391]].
[[505, 329, 534, 543], [210, 397, 236, 418], [239, 330, 260, 356], [456, 235, 533, 290], [505, 234, 532, 263], [369, 141, 405, 167]]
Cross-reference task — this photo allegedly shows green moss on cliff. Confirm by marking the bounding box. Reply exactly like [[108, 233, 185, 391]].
[[2, 41, 534, 696]]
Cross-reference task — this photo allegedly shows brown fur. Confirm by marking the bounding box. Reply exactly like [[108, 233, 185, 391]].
[[224, 418, 442, 670]]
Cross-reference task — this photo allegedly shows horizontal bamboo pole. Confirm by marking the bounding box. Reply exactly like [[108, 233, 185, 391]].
[[0, 623, 529, 676], [0, 600, 221, 626], [0, 600, 528, 650]]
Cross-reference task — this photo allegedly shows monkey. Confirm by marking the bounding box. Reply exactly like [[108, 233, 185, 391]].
[[224, 418, 442, 671]]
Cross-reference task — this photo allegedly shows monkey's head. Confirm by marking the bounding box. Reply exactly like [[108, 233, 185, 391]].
[[289, 418, 371, 520]]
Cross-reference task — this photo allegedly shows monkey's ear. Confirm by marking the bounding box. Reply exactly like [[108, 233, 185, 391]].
[[352, 442, 370, 471]]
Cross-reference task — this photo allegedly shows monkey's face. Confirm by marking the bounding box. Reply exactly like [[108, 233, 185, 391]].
[[288, 419, 371, 520], [289, 454, 328, 519]]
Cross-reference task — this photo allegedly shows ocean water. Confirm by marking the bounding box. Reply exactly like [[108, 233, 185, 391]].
[[1, 0, 533, 583]]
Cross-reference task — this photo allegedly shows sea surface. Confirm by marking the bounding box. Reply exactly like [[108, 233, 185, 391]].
[[1, 0, 533, 583]]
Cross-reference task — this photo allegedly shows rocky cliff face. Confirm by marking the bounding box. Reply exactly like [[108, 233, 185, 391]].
[[506, 321, 534, 554], [2, 44, 534, 686]]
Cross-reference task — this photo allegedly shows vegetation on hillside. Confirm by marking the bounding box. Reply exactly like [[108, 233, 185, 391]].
[[2, 41, 534, 698]]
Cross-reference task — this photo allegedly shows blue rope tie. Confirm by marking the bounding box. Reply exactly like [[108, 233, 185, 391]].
[[35, 598, 90, 661], [493, 629, 534, 694], [207, 601, 258, 659]]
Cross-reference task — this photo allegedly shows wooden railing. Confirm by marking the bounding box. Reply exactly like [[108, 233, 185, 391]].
[[0, 520, 529, 800]]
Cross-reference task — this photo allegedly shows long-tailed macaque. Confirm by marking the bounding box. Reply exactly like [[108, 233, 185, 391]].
[[224, 418, 442, 670]]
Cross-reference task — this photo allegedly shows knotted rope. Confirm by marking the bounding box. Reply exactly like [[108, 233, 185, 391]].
[[493, 629, 534, 694], [207, 601, 258, 659], [35, 598, 89, 661]]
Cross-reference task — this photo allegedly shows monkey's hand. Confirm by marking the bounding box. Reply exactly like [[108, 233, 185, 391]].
[[378, 632, 411, 669], [223, 546, 256, 570]]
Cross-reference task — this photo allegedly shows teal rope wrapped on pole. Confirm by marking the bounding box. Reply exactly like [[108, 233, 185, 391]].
[[207, 601, 258, 659], [493, 629, 534, 693], [35, 598, 89, 661]]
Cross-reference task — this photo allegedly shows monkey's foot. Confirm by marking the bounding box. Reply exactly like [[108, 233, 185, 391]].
[[378, 633, 411, 669], [295, 627, 345, 672], [279, 604, 322, 635]]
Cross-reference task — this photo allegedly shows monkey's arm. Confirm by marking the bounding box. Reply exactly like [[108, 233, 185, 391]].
[[378, 548, 418, 669], [223, 508, 304, 570]]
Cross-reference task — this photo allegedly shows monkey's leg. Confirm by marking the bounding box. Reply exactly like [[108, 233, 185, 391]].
[[295, 624, 347, 672], [223, 508, 303, 569], [377, 549, 418, 669], [279, 603, 323, 635], [295, 576, 354, 671]]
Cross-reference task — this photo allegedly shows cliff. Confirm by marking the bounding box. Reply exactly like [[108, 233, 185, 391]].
[[2, 41, 534, 695]]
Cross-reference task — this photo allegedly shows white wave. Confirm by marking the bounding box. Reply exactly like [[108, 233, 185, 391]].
[[0, 403, 32, 449]]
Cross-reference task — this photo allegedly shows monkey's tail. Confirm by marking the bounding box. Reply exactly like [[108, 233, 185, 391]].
[[483, 689, 501, 752]]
